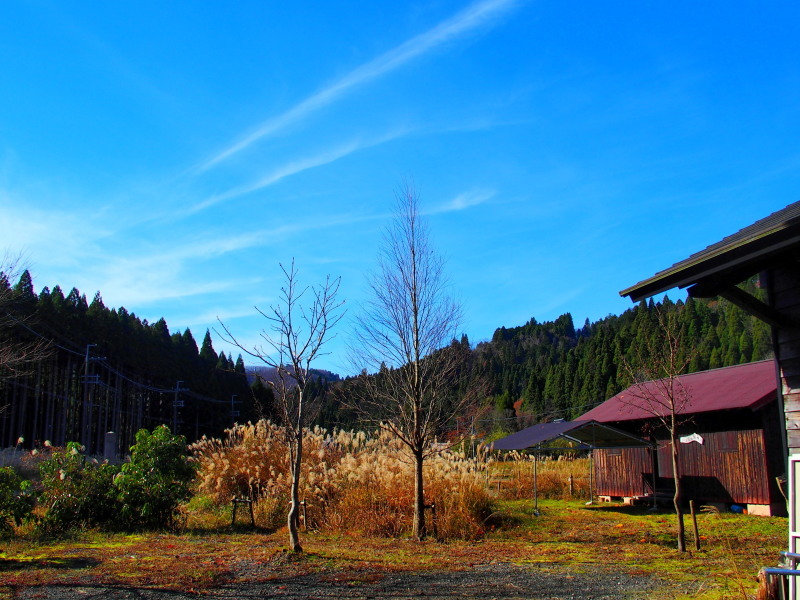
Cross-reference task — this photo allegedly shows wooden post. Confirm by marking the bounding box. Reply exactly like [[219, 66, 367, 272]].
[[690, 500, 700, 550], [652, 448, 658, 510], [301, 499, 308, 531], [424, 503, 438, 539], [232, 497, 255, 528], [569, 474, 574, 498]]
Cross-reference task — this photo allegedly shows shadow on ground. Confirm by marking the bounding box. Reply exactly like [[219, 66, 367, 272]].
[[0, 556, 100, 572]]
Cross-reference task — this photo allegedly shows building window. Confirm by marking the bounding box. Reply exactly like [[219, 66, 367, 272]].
[[718, 432, 738, 453]]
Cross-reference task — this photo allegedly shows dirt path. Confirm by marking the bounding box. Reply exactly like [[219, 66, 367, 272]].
[[13, 562, 688, 599]]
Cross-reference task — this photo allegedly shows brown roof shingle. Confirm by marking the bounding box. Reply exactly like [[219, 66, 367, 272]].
[[620, 200, 800, 302]]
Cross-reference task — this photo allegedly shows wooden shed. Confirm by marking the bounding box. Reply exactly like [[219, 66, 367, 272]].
[[580, 360, 784, 515], [617, 201, 800, 563]]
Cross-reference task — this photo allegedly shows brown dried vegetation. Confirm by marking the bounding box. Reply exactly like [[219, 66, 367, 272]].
[[190, 422, 494, 540]]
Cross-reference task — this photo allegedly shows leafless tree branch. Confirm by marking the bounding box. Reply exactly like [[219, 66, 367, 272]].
[[0, 254, 52, 385], [216, 259, 343, 552], [348, 183, 473, 539], [620, 305, 694, 552]]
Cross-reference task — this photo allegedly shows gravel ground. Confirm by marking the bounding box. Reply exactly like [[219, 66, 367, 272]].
[[13, 561, 690, 599]]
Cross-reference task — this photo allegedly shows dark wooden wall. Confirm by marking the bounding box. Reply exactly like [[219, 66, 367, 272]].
[[769, 263, 800, 452], [594, 447, 652, 497], [656, 429, 772, 505], [595, 427, 778, 505]]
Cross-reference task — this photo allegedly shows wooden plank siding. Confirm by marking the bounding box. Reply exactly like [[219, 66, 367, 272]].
[[769, 264, 800, 452], [595, 430, 776, 504], [656, 429, 771, 505], [594, 448, 653, 497]]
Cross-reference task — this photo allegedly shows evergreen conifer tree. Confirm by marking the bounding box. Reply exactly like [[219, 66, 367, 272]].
[[200, 330, 218, 365]]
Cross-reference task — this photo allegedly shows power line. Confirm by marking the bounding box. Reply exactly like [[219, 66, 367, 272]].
[[4, 312, 230, 402]]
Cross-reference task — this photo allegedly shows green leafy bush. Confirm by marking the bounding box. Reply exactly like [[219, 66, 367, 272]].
[[115, 425, 195, 530], [0, 466, 35, 533], [37, 442, 119, 532]]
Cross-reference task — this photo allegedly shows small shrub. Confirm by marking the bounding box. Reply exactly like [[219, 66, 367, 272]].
[[425, 451, 495, 540], [252, 495, 288, 530], [0, 466, 35, 533], [38, 442, 119, 533], [115, 425, 195, 530]]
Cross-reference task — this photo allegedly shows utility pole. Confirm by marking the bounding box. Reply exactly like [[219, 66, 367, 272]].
[[230, 394, 239, 424], [173, 380, 188, 433], [82, 344, 97, 452]]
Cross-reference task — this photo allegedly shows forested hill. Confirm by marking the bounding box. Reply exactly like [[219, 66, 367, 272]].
[[0, 270, 273, 451], [470, 279, 772, 433], [247, 366, 340, 386], [0, 268, 774, 446]]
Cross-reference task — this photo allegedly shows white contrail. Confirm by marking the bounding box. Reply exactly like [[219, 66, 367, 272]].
[[197, 0, 521, 172], [191, 130, 404, 212]]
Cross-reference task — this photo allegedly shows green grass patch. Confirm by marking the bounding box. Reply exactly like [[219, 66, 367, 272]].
[[0, 498, 786, 599]]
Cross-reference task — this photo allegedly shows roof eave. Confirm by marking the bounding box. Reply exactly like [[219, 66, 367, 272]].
[[620, 221, 800, 302]]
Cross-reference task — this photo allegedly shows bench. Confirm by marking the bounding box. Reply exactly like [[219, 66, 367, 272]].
[[231, 497, 255, 527]]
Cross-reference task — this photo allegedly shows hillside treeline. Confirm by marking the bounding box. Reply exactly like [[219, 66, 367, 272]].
[[0, 270, 276, 453], [1, 269, 773, 450], [468, 282, 772, 434], [324, 281, 773, 438]]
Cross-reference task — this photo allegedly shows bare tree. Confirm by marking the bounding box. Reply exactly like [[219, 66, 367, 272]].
[[218, 260, 343, 552], [0, 255, 51, 382], [350, 184, 465, 540], [621, 305, 693, 552]]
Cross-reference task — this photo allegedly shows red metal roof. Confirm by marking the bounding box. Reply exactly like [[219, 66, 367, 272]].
[[580, 360, 777, 423]]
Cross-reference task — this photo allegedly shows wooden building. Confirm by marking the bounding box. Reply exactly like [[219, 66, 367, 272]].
[[580, 360, 785, 515], [617, 201, 800, 572]]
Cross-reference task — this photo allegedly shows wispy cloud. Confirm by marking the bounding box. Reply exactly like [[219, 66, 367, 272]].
[[197, 0, 521, 172], [163, 225, 304, 262], [70, 232, 284, 309], [79, 209, 386, 308], [0, 195, 111, 273], [191, 131, 406, 212], [433, 189, 496, 213]]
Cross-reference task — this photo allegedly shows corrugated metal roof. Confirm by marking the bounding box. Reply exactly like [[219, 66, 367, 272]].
[[580, 359, 776, 423], [490, 419, 653, 451], [684, 200, 800, 261], [620, 200, 800, 301]]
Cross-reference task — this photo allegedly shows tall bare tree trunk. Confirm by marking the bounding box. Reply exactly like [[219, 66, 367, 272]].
[[288, 392, 304, 552], [621, 306, 692, 553], [670, 423, 686, 552], [218, 260, 342, 556], [288, 431, 303, 552], [413, 449, 426, 540], [350, 185, 464, 544]]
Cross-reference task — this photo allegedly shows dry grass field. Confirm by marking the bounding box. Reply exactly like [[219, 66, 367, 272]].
[[0, 431, 787, 599]]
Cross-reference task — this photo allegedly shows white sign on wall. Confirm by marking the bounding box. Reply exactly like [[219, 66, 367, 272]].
[[679, 433, 704, 445]]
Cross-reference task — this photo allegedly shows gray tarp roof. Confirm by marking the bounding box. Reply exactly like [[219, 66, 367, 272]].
[[489, 419, 654, 451]]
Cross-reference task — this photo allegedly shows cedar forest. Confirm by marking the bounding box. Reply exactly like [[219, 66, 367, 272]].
[[0, 269, 772, 452]]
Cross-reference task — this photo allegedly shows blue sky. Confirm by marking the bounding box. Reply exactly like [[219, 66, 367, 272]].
[[2, 0, 799, 374]]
